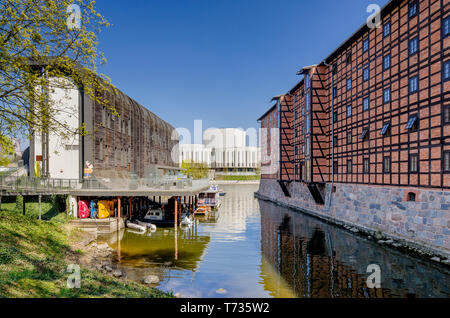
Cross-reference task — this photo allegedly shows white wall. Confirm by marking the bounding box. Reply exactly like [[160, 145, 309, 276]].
[[32, 77, 80, 179]]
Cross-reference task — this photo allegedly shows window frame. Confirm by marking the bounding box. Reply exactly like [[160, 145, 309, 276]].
[[405, 115, 419, 131], [409, 75, 418, 94], [409, 37, 418, 55], [383, 88, 391, 103], [347, 159, 352, 174], [380, 122, 391, 136], [363, 38, 369, 52], [383, 156, 391, 173], [383, 22, 391, 37], [383, 54, 391, 70], [363, 67, 369, 81], [443, 105, 450, 125], [443, 150, 450, 173], [363, 158, 370, 173], [347, 131, 352, 144], [443, 16, 450, 38], [347, 78, 352, 91], [408, 1, 418, 18], [363, 97, 369, 111], [443, 60, 450, 82], [409, 153, 419, 173], [347, 105, 352, 117]]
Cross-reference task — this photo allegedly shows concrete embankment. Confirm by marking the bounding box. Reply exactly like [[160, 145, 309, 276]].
[[214, 180, 260, 185], [255, 179, 450, 262]]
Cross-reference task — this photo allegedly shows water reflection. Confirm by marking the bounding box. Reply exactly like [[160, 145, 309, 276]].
[[259, 200, 450, 298], [99, 185, 450, 298]]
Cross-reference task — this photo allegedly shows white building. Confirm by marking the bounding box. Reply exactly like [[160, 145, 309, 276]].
[[179, 128, 260, 175]]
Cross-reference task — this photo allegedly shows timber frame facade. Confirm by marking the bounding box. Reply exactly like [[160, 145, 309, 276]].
[[259, 0, 450, 203]]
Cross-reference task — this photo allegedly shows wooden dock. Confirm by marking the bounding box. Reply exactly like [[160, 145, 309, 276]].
[[70, 218, 125, 235]]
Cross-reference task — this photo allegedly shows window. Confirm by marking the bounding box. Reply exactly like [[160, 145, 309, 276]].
[[409, 154, 419, 173], [333, 111, 338, 123], [305, 74, 310, 89], [363, 38, 369, 52], [444, 60, 450, 82], [383, 88, 391, 103], [363, 158, 370, 173], [383, 22, 391, 37], [294, 95, 298, 104], [294, 128, 297, 138], [405, 115, 418, 130], [333, 136, 338, 147], [359, 128, 369, 141], [383, 54, 391, 70], [380, 123, 391, 136], [409, 37, 418, 55], [347, 78, 352, 90], [301, 107, 305, 116], [333, 161, 338, 174], [409, 76, 418, 93], [347, 160, 352, 174], [444, 106, 450, 124], [407, 192, 416, 202], [347, 131, 352, 144], [444, 16, 450, 37], [444, 151, 450, 172], [294, 110, 297, 120], [347, 105, 352, 117], [346, 52, 352, 64], [333, 86, 337, 98], [383, 156, 391, 173], [363, 67, 369, 81], [409, 1, 417, 18], [294, 146, 298, 156], [332, 63, 338, 75], [363, 97, 369, 111]]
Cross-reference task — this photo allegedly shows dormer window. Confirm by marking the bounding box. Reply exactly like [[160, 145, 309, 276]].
[[380, 123, 391, 136], [359, 128, 369, 141], [405, 116, 418, 131]]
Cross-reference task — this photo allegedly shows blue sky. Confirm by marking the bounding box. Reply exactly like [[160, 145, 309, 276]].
[[96, 0, 390, 135]]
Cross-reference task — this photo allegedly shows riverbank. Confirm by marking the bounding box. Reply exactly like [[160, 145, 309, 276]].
[[256, 179, 450, 263], [0, 199, 172, 298]]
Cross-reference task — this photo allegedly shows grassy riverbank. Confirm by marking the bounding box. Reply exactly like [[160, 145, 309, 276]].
[[0, 198, 172, 298]]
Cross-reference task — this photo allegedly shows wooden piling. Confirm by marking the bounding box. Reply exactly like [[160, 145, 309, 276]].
[[129, 197, 132, 218], [118, 196, 121, 231], [22, 195, 26, 215]]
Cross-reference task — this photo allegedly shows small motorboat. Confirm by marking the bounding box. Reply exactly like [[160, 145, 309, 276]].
[[126, 220, 147, 232], [219, 192, 226, 196], [143, 209, 164, 221], [194, 206, 209, 216], [136, 220, 157, 231]]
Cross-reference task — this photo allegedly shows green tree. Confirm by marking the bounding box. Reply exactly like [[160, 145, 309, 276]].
[[0, 135, 13, 166], [0, 0, 114, 165], [181, 160, 209, 180]]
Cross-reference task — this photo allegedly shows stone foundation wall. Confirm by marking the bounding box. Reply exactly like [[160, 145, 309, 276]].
[[256, 179, 450, 258]]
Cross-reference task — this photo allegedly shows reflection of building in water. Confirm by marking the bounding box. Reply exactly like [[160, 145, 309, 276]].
[[259, 200, 450, 298], [212, 185, 260, 233]]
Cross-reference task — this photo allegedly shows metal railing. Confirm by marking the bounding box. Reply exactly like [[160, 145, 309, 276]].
[[0, 176, 80, 193], [0, 175, 211, 194]]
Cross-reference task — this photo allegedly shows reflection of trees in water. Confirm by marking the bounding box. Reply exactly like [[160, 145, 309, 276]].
[[259, 200, 450, 298]]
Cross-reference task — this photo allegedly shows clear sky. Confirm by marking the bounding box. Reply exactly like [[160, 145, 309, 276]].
[[95, 0, 390, 136]]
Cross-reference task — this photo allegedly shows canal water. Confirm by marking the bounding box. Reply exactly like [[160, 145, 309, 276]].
[[101, 184, 450, 298]]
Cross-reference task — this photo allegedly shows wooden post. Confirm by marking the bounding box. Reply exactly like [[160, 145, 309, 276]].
[[117, 196, 121, 231], [38, 195, 42, 221], [174, 197, 178, 227], [159, 196, 161, 205], [23, 195, 26, 215], [0, 195, 2, 212], [129, 197, 132, 218]]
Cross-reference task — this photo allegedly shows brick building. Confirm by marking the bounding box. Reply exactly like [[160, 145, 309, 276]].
[[257, 0, 450, 257]]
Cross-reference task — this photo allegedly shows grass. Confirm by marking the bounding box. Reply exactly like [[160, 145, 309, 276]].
[[215, 174, 261, 181], [0, 197, 172, 298]]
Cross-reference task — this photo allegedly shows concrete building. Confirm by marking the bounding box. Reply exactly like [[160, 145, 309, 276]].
[[257, 0, 450, 257], [179, 128, 260, 175], [30, 75, 179, 181]]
